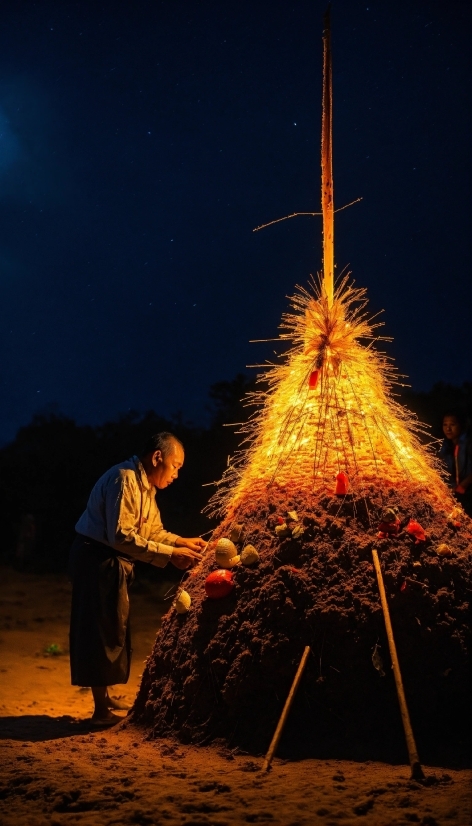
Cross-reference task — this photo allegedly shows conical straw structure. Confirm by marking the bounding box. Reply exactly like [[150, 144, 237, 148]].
[[207, 8, 454, 521], [209, 276, 452, 517], [132, 10, 470, 771]]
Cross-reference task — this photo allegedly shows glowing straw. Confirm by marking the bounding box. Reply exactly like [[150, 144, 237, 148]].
[[206, 6, 455, 522]]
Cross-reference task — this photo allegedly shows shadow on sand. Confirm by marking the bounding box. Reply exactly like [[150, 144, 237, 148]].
[[0, 715, 91, 741]]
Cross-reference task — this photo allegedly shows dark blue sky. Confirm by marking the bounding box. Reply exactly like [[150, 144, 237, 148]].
[[1, 0, 470, 443]]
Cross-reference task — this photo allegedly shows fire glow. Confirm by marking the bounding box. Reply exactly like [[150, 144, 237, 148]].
[[210, 13, 453, 518], [211, 277, 451, 513]]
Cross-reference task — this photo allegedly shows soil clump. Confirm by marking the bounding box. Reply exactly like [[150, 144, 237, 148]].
[[1, 566, 471, 825], [130, 485, 472, 765]]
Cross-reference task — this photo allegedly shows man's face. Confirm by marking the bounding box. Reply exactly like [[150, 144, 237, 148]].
[[443, 416, 462, 442], [149, 443, 185, 489]]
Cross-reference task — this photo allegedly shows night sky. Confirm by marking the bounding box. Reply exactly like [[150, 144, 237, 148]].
[[1, 0, 470, 444]]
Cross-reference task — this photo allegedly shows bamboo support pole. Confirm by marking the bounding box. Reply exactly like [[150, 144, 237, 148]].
[[372, 549, 425, 781], [262, 646, 311, 772], [321, 6, 334, 308]]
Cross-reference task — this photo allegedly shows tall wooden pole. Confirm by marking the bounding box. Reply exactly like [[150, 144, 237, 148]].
[[372, 550, 425, 781], [321, 6, 334, 308]]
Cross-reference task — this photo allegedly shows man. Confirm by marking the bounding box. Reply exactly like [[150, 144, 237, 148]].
[[439, 412, 472, 516], [69, 432, 205, 727]]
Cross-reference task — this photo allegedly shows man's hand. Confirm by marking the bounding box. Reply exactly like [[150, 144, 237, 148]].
[[170, 546, 204, 570], [175, 536, 207, 552], [455, 474, 472, 496]]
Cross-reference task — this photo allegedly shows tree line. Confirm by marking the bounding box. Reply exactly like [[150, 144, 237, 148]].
[[1, 377, 470, 572]]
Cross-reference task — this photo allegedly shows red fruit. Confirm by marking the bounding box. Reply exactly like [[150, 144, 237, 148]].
[[335, 472, 349, 495], [406, 519, 426, 543], [277, 516, 285, 525], [205, 569, 235, 599], [309, 370, 319, 389]]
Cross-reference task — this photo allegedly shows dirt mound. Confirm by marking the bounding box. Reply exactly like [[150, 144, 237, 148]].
[[130, 485, 472, 763]]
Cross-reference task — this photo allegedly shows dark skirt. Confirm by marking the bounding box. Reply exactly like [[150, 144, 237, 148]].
[[69, 534, 135, 686]]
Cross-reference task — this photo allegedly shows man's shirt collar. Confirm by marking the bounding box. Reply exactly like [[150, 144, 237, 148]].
[[132, 455, 153, 491]]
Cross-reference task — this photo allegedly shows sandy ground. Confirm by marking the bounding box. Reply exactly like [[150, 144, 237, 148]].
[[0, 566, 470, 826]]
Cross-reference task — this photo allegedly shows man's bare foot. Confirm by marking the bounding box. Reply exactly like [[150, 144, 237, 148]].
[[106, 694, 130, 711], [90, 710, 122, 728]]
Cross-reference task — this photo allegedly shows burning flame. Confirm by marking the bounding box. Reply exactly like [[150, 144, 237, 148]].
[[209, 276, 451, 515], [207, 9, 452, 518]]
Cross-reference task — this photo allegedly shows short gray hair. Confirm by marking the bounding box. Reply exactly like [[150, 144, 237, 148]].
[[140, 432, 184, 459]]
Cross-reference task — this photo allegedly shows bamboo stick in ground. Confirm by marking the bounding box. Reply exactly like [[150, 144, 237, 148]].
[[372, 549, 425, 781], [262, 646, 311, 772]]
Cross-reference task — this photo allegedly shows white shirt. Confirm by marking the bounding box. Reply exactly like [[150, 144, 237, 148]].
[[75, 455, 179, 567]]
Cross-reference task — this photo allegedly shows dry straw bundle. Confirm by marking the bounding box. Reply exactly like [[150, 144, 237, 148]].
[[210, 8, 452, 520]]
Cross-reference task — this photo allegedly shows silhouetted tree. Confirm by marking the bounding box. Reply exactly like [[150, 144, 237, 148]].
[[1, 378, 469, 571], [207, 372, 256, 427]]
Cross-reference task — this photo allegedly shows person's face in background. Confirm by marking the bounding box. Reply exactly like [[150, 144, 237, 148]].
[[442, 416, 462, 444]]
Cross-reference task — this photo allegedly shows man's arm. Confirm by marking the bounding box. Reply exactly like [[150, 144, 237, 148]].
[[106, 474, 203, 569], [148, 493, 206, 564], [106, 474, 173, 567], [456, 473, 472, 494], [175, 536, 207, 552], [456, 441, 472, 494]]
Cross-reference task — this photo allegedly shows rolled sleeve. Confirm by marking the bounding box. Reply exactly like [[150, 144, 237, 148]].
[[143, 541, 174, 568], [152, 528, 179, 546]]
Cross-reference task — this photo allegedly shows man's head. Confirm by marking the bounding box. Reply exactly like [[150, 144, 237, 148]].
[[140, 432, 185, 489], [442, 413, 464, 444]]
